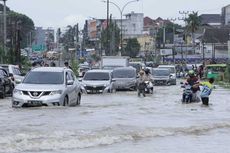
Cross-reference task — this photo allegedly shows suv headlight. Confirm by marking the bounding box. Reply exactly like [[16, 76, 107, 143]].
[[15, 79, 22, 84], [50, 90, 63, 95], [170, 75, 176, 79], [104, 84, 109, 87], [13, 89, 23, 95]]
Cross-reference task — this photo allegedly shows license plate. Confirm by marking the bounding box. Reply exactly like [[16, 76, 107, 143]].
[[28, 101, 42, 105]]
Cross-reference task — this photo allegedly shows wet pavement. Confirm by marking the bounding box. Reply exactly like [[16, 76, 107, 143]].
[[0, 82, 230, 153]]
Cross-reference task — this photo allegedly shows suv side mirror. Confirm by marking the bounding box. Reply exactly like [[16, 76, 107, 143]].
[[67, 80, 74, 85], [21, 72, 26, 76], [9, 73, 13, 77]]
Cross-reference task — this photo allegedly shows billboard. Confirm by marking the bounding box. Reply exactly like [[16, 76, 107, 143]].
[[160, 49, 173, 56]]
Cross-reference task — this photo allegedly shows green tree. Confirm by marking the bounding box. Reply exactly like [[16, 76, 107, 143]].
[[70, 58, 79, 77], [156, 23, 182, 47], [101, 21, 120, 56], [123, 38, 140, 58], [185, 12, 201, 52], [0, 4, 35, 64]]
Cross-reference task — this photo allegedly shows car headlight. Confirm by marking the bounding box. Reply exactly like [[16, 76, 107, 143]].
[[15, 79, 22, 84], [170, 75, 176, 79], [50, 90, 63, 95], [104, 84, 109, 87], [13, 89, 23, 95]]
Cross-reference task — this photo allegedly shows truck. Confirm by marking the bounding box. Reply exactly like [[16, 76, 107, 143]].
[[101, 56, 129, 70]]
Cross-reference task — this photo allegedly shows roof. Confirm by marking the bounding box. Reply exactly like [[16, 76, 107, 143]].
[[158, 65, 175, 68], [113, 67, 136, 71], [202, 28, 230, 43], [86, 69, 111, 73], [200, 14, 221, 25], [31, 67, 67, 72]]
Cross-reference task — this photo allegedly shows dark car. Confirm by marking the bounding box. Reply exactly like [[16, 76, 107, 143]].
[[0, 67, 13, 98], [112, 67, 137, 91], [152, 68, 171, 86]]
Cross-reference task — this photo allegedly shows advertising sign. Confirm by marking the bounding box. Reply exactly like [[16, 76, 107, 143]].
[[160, 49, 173, 56]]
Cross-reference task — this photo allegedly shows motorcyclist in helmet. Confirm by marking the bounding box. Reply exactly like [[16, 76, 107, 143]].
[[144, 68, 154, 83], [186, 70, 199, 92]]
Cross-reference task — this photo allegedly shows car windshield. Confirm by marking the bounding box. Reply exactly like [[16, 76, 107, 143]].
[[159, 67, 175, 73], [23, 71, 64, 84], [103, 66, 122, 70], [83, 72, 110, 80], [153, 70, 170, 76], [113, 69, 136, 78]]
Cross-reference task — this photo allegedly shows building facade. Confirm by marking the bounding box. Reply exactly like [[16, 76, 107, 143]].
[[32, 27, 55, 52], [116, 12, 144, 39], [222, 4, 230, 26]]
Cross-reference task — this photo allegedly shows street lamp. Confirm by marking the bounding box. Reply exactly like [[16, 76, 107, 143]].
[[102, 0, 139, 55]]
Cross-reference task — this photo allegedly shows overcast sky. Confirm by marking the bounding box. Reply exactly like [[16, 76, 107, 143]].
[[6, 0, 230, 29]]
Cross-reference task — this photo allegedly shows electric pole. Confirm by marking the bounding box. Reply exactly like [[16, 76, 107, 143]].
[[106, 0, 110, 55]]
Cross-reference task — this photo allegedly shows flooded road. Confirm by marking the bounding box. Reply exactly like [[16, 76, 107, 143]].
[[0, 83, 230, 153]]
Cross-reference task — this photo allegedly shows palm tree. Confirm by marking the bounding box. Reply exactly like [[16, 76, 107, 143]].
[[185, 12, 201, 53]]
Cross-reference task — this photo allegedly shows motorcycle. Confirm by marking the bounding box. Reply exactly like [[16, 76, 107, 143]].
[[144, 81, 154, 94], [181, 82, 200, 103]]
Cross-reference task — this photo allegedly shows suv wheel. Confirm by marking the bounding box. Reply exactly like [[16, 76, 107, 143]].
[[0, 87, 6, 99], [76, 94, 81, 106], [63, 96, 68, 106]]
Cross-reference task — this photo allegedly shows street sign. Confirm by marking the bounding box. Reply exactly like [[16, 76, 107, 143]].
[[32, 44, 46, 52], [160, 49, 173, 56]]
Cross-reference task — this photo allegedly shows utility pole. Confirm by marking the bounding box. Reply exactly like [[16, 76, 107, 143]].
[[163, 26, 165, 48], [102, 0, 139, 55], [106, 0, 110, 55], [15, 21, 21, 65], [0, 0, 7, 63], [168, 18, 177, 64], [178, 11, 189, 61]]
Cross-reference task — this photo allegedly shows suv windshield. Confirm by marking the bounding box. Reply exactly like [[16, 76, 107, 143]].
[[113, 69, 136, 78], [84, 72, 110, 80], [23, 72, 64, 84], [153, 70, 170, 76], [159, 67, 175, 73]]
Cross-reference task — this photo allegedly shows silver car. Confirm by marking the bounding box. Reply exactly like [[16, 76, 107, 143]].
[[80, 70, 113, 94], [112, 67, 137, 91], [12, 67, 82, 107], [152, 68, 171, 86], [158, 65, 177, 85]]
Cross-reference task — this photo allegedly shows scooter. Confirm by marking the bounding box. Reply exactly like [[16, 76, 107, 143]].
[[144, 81, 154, 94], [181, 82, 200, 103]]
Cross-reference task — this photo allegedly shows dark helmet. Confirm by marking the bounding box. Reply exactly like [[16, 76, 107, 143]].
[[64, 61, 69, 66], [145, 68, 150, 74]]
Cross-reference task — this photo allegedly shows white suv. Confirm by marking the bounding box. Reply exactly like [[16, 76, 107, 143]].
[[12, 67, 82, 107]]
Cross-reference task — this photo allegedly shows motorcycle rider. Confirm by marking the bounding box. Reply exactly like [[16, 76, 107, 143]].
[[137, 70, 147, 97], [144, 68, 154, 93], [144, 68, 154, 82], [182, 70, 199, 102], [186, 70, 199, 91]]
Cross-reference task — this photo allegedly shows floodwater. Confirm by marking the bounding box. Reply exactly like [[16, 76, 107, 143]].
[[0, 83, 230, 153]]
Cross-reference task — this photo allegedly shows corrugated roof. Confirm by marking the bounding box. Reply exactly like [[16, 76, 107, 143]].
[[202, 28, 230, 43], [200, 14, 221, 25]]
